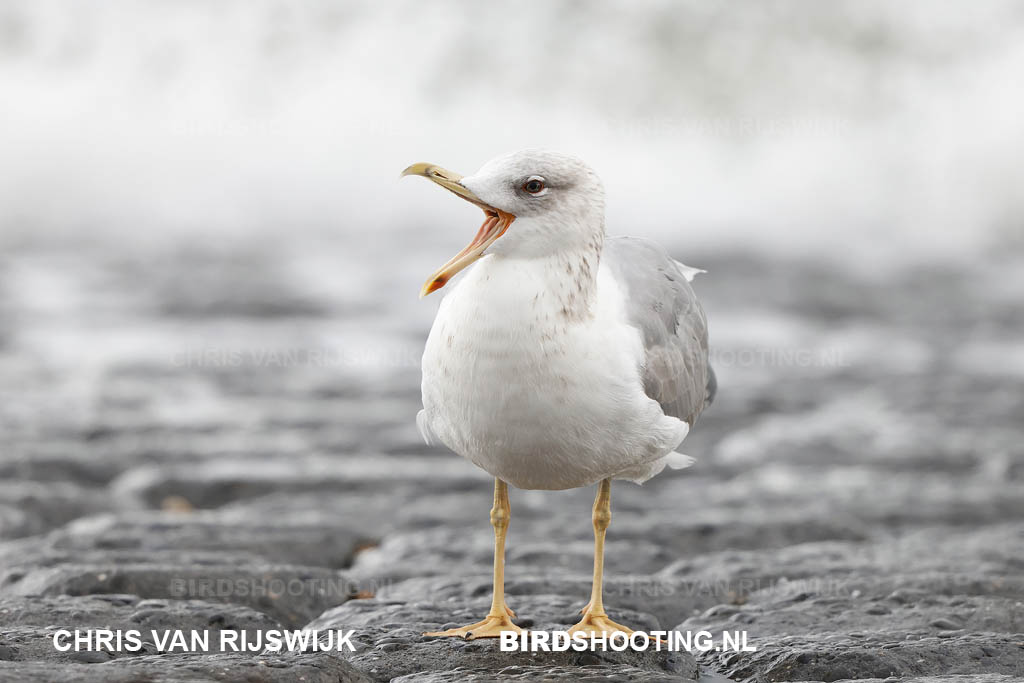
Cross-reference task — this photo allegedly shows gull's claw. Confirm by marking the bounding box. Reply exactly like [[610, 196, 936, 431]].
[[425, 613, 521, 640]]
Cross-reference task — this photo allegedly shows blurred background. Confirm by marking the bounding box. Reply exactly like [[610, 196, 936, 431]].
[[2, 0, 1023, 442], [0, 1, 1022, 680]]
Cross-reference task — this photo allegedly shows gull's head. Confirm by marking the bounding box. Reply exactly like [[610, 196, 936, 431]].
[[402, 149, 605, 297]]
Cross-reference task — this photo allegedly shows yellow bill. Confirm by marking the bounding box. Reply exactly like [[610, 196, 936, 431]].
[[401, 163, 515, 297]]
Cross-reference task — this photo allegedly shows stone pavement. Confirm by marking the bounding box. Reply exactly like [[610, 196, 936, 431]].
[[0, 237, 1021, 681]]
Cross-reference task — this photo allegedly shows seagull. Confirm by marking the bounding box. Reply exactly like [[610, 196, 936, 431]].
[[402, 150, 715, 639]]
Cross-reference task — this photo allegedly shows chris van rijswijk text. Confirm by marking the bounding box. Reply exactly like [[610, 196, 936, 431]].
[[52, 629, 356, 653]]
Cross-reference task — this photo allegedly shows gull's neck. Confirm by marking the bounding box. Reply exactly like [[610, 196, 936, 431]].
[[489, 237, 603, 322]]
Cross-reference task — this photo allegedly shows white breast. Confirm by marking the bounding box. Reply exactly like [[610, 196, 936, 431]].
[[419, 254, 689, 490]]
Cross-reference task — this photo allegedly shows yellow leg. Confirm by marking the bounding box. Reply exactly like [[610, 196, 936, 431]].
[[569, 479, 635, 636], [425, 478, 521, 639]]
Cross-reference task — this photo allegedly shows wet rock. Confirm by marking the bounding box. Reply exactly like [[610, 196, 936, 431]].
[[377, 574, 703, 638], [705, 632, 1023, 681], [0, 481, 111, 540], [848, 677, 1024, 683], [42, 510, 368, 570], [111, 455, 488, 510], [390, 664, 689, 681], [4, 563, 359, 627], [683, 592, 1022, 642], [0, 651, 372, 682], [216, 485, 451, 542], [0, 594, 282, 661], [2, 243, 1024, 681], [305, 595, 698, 682], [675, 535, 1024, 681]]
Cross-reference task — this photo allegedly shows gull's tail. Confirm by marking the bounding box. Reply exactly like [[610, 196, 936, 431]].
[[416, 409, 441, 447], [665, 451, 697, 469]]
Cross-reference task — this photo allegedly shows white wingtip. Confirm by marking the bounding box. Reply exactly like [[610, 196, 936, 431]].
[[666, 451, 697, 469], [673, 260, 706, 282]]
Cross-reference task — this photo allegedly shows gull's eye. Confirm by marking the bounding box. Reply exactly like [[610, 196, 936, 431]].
[[522, 176, 545, 194]]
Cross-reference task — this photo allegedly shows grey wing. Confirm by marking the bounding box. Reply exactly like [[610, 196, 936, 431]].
[[604, 237, 716, 425]]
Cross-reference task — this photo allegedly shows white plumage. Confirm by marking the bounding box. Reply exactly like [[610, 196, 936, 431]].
[[413, 150, 714, 491]]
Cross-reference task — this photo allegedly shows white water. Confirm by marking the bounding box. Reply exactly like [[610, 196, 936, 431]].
[[1, 0, 1022, 269]]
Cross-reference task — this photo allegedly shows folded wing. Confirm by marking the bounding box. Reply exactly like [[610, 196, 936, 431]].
[[603, 236, 716, 426]]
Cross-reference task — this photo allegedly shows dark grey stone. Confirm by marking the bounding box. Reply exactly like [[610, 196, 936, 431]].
[[305, 595, 699, 682], [704, 632, 1023, 681], [0, 651, 372, 682], [38, 510, 367, 569], [111, 455, 488, 510], [0, 481, 111, 540], [390, 664, 690, 682], [3, 563, 360, 627], [2, 242, 1024, 681], [0, 594, 281, 661]]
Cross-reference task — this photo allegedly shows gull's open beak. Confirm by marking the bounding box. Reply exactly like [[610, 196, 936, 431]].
[[401, 162, 515, 297]]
